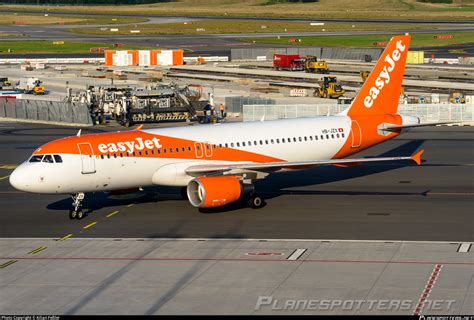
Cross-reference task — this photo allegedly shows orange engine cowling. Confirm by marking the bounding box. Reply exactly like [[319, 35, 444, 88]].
[[187, 176, 242, 208]]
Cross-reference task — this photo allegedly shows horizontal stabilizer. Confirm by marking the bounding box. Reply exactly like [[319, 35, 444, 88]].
[[382, 121, 464, 131]]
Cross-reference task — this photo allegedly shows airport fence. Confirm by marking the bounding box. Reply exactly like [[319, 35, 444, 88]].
[[0, 98, 93, 125], [231, 47, 383, 61], [225, 96, 277, 114], [242, 103, 474, 124]]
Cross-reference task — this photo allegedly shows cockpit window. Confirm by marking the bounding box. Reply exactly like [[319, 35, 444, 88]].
[[42, 155, 54, 163], [29, 155, 43, 163], [53, 155, 63, 163]]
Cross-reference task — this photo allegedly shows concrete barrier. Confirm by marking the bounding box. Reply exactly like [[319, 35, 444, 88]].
[[0, 98, 93, 126]]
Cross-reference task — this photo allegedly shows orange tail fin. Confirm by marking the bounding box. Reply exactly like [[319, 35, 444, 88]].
[[346, 34, 411, 117]]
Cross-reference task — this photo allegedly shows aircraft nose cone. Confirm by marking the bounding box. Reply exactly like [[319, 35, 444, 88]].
[[9, 167, 27, 191]]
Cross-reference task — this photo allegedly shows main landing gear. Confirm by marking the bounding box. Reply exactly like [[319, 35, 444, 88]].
[[69, 192, 86, 220], [247, 193, 265, 209]]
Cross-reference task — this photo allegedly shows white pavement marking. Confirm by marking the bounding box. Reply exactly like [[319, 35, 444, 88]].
[[287, 248, 307, 261], [0, 238, 470, 244], [413, 264, 443, 315], [457, 243, 472, 253]]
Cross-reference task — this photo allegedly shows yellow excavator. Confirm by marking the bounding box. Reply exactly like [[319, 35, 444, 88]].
[[314, 76, 345, 99], [304, 56, 329, 74]]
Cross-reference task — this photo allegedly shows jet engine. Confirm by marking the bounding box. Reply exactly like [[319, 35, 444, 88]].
[[187, 176, 243, 208]]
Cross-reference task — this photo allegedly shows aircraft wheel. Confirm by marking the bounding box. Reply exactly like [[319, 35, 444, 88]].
[[69, 209, 77, 220], [248, 194, 265, 209], [76, 209, 85, 220]]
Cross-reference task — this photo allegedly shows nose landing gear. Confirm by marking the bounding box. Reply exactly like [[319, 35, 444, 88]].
[[69, 192, 86, 220]]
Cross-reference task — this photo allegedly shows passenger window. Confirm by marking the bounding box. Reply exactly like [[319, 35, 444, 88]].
[[53, 155, 63, 163], [321, 135, 324, 140], [163, 149, 167, 154], [243, 142, 246, 147], [107, 154, 111, 159], [114, 154, 117, 158], [176, 148, 179, 152], [270, 139, 274, 144], [248, 141, 252, 146], [315, 135, 318, 140], [170, 148, 173, 153], [309, 136, 313, 141], [293, 138, 297, 142], [151, 150, 155, 155], [254, 141, 257, 145], [265, 140, 268, 144], [236, 142, 239, 147], [298, 137, 302, 142], [331, 134, 334, 139], [336, 134, 340, 138], [326, 135, 329, 139], [342, 133, 345, 138], [188, 146, 192, 151], [276, 139, 280, 143], [282, 138, 285, 143], [231, 143, 234, 147], [225, 143, 228, 148], [120, 153, 123, 157], [196, 145, 201, 151], [145, 151, 148, 155], [304, 137, 307, 141], [158, 149, 161, 154], [29, 155, 43, 162], [219, 144, 222, 148], [100, 155, 104, 160], [42, 155, 54, 163]]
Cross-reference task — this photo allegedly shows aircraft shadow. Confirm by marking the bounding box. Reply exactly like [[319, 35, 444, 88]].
[[47, 140, 425, 213]]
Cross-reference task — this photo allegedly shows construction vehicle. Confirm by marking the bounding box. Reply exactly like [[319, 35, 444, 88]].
[[71, 83, 209, 127], [273, 54, 304, 71], [449, 91, 466, 104], [314, 76, 345, 99], [17, 77, 45, 95], [0, 77, 12, 89], [360, 71, 369, 82], [304, 56, 329, 74]]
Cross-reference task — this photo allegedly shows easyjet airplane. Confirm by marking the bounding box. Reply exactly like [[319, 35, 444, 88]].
[[10, 34, 439, 219]]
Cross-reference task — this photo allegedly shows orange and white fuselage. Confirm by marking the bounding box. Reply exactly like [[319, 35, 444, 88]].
[[9, 34, 430, 210]]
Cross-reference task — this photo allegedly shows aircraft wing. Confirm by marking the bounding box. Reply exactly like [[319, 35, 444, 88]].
[[185, 150, 424, 176]]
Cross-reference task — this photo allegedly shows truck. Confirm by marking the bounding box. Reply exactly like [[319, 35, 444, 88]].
[[273, 54, 304, 71], [17, 77, 45, 95]]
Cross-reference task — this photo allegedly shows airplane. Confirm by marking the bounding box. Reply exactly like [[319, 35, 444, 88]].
[[10, 34, 440, 219]]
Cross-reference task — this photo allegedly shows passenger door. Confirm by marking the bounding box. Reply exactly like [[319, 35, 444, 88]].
[[77, 143, 96, 174], [351, 120, 362, 148]]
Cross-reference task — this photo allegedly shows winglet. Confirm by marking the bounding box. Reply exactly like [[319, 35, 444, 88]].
[[411, 149, 424, 166], [134, 124, 144, 131]]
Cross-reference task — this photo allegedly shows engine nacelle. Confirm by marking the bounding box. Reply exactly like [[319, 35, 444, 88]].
[[187, 176, 242, 208]]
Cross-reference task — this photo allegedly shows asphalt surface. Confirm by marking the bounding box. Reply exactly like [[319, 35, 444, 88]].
[[0, 122, 472, 241]]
